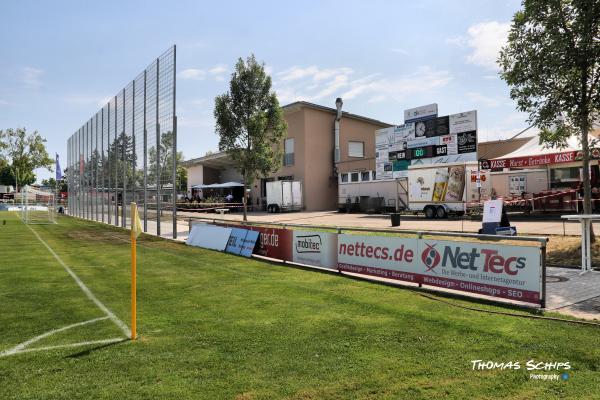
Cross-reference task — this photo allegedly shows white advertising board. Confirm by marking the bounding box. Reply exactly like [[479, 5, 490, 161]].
[[483, 199, 503, 223], [404, 104, 438, 123], [375, 127, 395, 147], [292, 230, 338, 270], [449, 110, 477, 134], [439, 135, 458, 155], [186, 223, 232, 251], [393, 123, 415, 141], [337, 234, 542, 304], [408, 168, 437, 202], [406, 137, 440, 148]]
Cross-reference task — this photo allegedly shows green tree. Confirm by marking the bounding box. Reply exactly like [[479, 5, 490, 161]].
[[499, 0, 600, 225], [0, 128, 53, 189], [148, 131, 186, 193], [214, 54, 287, 220]]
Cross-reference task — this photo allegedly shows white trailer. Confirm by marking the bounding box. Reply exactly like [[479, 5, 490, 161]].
[[407, 162, 490, 218], [266, 180, 302, 212], [338, 179, 408, 212]]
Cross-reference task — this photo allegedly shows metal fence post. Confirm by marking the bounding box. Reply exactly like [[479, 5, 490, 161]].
[[122, 88, 126, 228], [143, 70, 148, 232], [107, 103, 112, 225], [541, 243, 547, 309], [114, 95, 118, 227], [172, 44, 177, 239], [156, 56, 161, 237]]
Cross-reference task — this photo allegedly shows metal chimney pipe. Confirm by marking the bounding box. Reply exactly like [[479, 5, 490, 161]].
[[334, 97, 343, 163]]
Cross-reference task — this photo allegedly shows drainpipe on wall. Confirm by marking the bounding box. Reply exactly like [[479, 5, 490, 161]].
[[334, 97, 343, 167]]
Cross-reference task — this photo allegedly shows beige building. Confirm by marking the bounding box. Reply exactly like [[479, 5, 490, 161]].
[[184, 100, 391, 211]]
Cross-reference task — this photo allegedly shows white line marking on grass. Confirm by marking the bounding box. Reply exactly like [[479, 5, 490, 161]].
[[0, 316, 109, 357], [1, 338, 125, 357], [25, 224, 131, 338]]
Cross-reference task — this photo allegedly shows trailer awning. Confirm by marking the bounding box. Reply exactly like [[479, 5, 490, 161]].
[[191, 182, 244, 189]]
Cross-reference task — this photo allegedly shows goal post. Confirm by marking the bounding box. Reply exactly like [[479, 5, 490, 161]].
[[20, 185, 57, 224]]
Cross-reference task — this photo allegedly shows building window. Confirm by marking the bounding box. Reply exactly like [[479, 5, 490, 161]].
[[372, 171, 376, 180], [341, 173, 348, 183], [550, 167, 580, 189], [361, 171, 370, 182], [283, 138, 295, 166], [351, 172, 360, 182], [348, 141, 364, 158]]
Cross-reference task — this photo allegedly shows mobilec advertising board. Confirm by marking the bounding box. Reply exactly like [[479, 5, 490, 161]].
[[292, 230, 338, 270], [337, 234, 542, 304]]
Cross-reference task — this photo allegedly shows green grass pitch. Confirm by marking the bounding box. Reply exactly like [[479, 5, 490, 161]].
[[0, 212, 599, 399]]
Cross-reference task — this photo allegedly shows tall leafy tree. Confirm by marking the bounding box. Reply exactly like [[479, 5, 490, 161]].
[[0, 128, 53, 188], [147, 131, 186, 192], [499, 0, 600, 223], [214, 55, 287, 220]]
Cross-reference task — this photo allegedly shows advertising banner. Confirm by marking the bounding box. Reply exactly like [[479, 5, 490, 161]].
[[488, 151, 578, 170], [292, 230, 338, 270], [404, 103, 438, 123], [240, 225, 293, 261], [457, 131, 477, 154], [338, 234, 542, 304], [393, 123, 415, 142], [406, 137, 440, 148], [225, 228, 259, 257], [409, 166, 466, 202], [225, 228, 249, 255], [439, 134, 458, 155], [408, 168, 437, 202], [187, 224, 232, 251], [449, 110, 477, 134]]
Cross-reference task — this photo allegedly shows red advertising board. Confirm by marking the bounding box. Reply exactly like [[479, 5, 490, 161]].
[[239, 225, 292, 262]]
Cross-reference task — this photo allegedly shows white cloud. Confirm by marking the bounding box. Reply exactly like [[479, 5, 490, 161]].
[[21, 67, 44, 89], [276, 66, 353, 82], [465, 21, 510, 70], [273, 65, 452, 104], [179, 68, 206, 80], [180, 64, 229, 81]]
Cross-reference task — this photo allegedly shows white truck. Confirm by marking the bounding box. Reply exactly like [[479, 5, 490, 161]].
[[266, 180, 302, 212], [407, 162, 490, 218]]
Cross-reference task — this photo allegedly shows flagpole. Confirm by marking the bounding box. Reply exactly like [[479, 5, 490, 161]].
[[131, 202, 137, 340]]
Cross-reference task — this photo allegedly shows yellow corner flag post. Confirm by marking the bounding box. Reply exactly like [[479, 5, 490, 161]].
[[131, 202, 142, 340]]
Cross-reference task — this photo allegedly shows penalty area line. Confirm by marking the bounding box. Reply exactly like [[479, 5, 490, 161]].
[[25, 224, 131, 338], [1, 338, 126, 357], [0, 316, 109, 357]]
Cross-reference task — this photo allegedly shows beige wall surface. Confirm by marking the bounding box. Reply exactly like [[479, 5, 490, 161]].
[[303, 107, 338, 210], [187, 165, 204, 193], [491, 169, 548, 197], [336, 117, 387, 174]]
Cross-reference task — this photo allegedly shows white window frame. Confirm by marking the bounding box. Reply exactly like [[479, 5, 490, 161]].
[[350, 172, 360, 182], [361, 171, 370, 182], [340, 173, 349, 183], [348, 141, 364, 158]]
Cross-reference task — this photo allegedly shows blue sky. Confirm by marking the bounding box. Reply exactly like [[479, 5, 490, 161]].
[[0, 0, 530, 182]]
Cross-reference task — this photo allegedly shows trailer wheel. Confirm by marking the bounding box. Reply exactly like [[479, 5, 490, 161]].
[[436, 206, 447, 219], [267, 204, 273, 213], [424, 206, 435, 219], [273, 204, 280, 213]]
